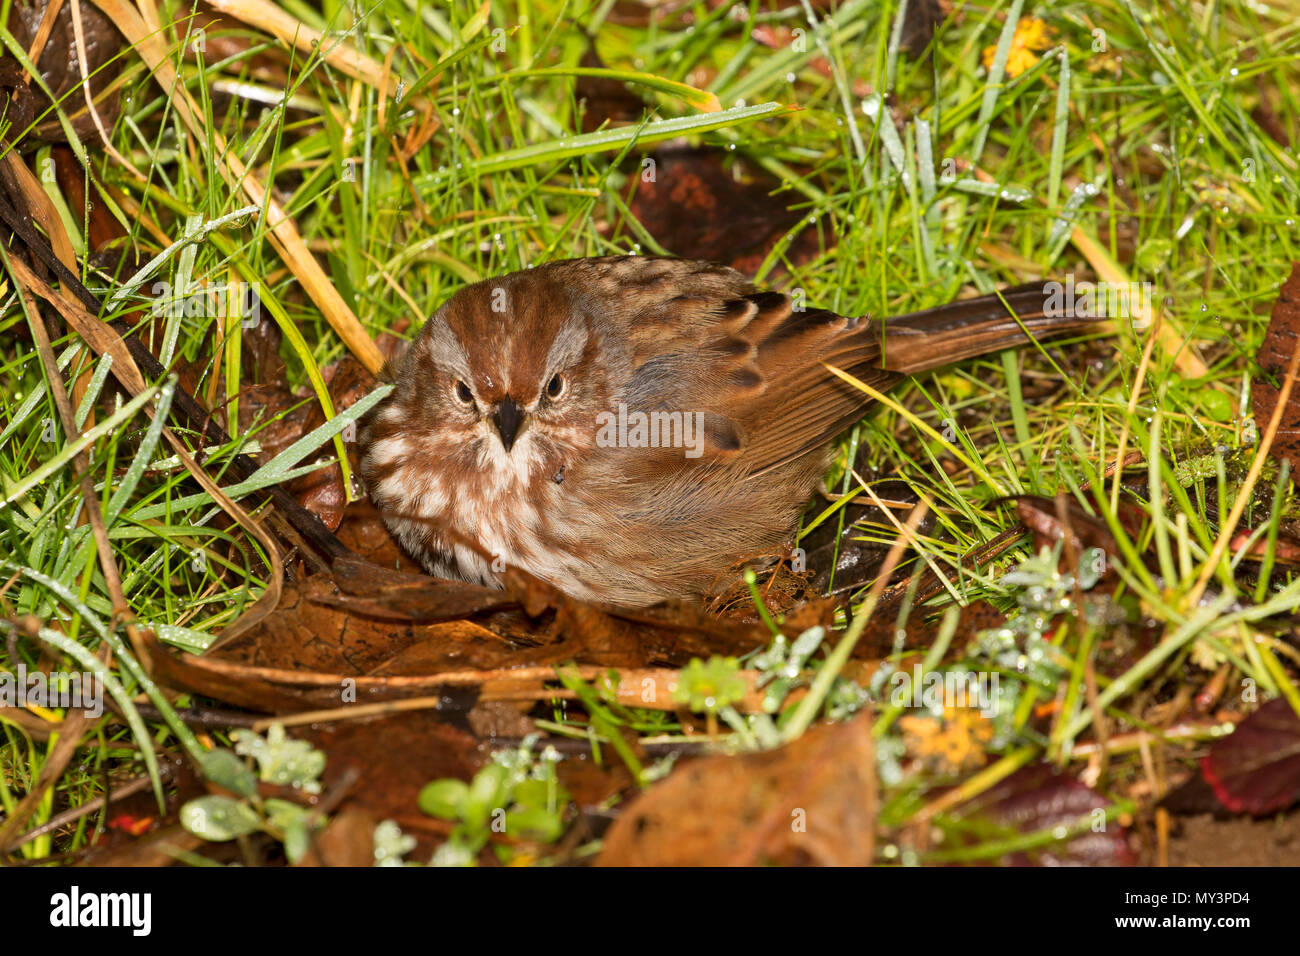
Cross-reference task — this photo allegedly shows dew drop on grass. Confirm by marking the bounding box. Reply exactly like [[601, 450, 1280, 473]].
[[786, 72, 796, 83]]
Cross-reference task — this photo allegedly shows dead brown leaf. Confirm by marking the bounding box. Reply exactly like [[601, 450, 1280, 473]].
[[1252, 262, 1300, 477], [626, 148, 830, 276], [597, 713, 875, 866], [3, 0, 121, 149], [295, 810, 376, 867]]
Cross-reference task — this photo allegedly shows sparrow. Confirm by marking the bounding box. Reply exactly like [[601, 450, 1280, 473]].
[[359, 256, 1097, 608]]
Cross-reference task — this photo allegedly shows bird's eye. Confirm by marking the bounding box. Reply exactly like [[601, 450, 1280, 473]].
[[454, 381, 474, 405], [546, 373, 565, 399]]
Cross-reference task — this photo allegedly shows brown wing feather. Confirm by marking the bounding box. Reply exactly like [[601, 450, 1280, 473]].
[[736, 284, 1100, 475], [561, 258, 1097, 477]]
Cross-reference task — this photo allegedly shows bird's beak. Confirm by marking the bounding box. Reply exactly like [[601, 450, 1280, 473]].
[[492, 397, 524, 452]]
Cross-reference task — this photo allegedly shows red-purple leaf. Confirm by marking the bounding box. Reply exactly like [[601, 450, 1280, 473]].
[[950, 763, 1135, 866], [1201, 697, 1300, 815]]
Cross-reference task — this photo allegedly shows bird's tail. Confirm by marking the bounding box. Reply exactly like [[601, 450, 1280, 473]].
[[876, 283, 1115, 375]]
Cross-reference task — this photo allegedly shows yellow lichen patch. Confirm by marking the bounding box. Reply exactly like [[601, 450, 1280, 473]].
[[899, 707, 996, 773], [983, 17, 1054, 78]]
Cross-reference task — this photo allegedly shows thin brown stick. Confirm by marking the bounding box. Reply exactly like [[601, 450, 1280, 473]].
[[69, 0, 142, 176], [20, 0, 66, 82]]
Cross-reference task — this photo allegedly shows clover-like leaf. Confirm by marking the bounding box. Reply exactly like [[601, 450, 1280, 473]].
[[197, 747, 258, 798], [418, 778, 470, 820], [674, 656, 747, 713], [431, 830, 478, 868], [505, 805, 564, 843], [512, 777, 568, 814], [373, 820, 417, 867], [263, 798, 310, 830], [180, 795, 261, 842], [281, 817, 313, 864], [463, 764, 511, 832], [232, 724, 326, 792]]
